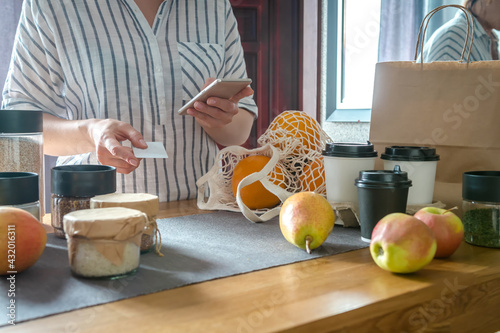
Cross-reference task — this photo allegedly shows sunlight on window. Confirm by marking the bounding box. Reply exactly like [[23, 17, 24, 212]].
[[339, 0, 381, 109]]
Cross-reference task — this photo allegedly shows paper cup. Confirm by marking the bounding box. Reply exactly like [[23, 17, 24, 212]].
[[381, 146, 439, 205], [322, 142, 377, 207], [355, 165, 412, 242]]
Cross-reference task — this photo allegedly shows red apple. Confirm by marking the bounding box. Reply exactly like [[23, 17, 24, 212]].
[[0, 207, 47, 275], [370, 213, 437, 274], [414, 207, 464, 258]]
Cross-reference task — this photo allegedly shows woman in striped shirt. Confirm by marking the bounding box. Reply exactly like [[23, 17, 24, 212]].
[[2, 0, 258, 202], [421, 0, 500, 62]]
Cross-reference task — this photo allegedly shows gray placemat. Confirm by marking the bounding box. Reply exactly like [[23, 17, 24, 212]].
[[0, 211, 368, 326]]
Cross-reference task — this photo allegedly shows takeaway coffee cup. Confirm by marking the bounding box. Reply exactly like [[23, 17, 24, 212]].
[[355, 165, 412, 242], [381, 146, 439, 205], [322, 142, 377, 208]]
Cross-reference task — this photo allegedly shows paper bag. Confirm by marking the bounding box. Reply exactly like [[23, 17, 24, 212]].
[[369, 5, 500, 215]]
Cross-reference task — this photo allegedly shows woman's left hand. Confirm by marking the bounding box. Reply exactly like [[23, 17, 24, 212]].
[[186, 78, 254, 129]]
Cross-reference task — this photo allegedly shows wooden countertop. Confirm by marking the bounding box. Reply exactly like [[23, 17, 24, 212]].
[[6, 200, 500, 332]]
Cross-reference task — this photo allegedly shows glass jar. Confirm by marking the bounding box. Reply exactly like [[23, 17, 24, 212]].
[[63, 207, 145, 279], [51, 165, 116, 238], [0, 172, 41, 220], [0, 110, 44, 215], [90, 193, 161, 254], [462, 171, 500, 248]]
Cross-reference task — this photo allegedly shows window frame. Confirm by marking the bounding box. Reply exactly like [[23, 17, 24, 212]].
[[324, 0, 372, 123]]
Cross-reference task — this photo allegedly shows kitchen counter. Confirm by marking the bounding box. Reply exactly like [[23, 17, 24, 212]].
[[6, 199, 500, 332]]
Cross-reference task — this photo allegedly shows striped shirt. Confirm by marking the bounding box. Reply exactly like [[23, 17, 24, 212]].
[[2, 0, 258, 202], [420, 11, 494, 62]]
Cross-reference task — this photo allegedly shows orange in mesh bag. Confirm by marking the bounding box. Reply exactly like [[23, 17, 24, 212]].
[[259, 110, 328, 151], [298, 154, 326, 195], [258, 110, 332, 173], [231, 155, 287, 210], [196, 111, 332, 222]]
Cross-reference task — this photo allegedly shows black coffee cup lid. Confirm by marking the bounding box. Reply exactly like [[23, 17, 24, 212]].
[[463, 171, 500, 202], [51, 165, 116, 197], [355, 165, 412, 189], [0, 110, 43, 133], [322, 141, 377, 158], [0, 172, 39, 205], [381, 146, 439, 161]]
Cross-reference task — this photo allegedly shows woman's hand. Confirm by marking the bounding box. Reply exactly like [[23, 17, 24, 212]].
[[186, 78, 254, 129], [87, 119, 148, 174], [42, 114, 148, 174]]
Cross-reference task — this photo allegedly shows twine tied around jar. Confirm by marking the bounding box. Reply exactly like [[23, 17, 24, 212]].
[[148, 217, 164, 256]]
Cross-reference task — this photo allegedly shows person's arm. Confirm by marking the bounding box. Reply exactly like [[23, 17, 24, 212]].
[[43, 114, 148, 174], [198, 105, 254, 147], [4, 2, 147, 174]]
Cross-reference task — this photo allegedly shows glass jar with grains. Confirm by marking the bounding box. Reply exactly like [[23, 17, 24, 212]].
[[462, 171, 500, 248], [51, 165, 116, 238], [90, 193, 162, 255], [0, 172, 40, 220], [63, 207, 145, 279], [0, 110, 44, 214]]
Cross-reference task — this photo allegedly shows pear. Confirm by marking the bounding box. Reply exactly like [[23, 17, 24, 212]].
[[279, 192, 335, 253]]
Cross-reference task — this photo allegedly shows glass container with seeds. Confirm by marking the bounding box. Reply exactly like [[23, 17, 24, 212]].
[[90, 193, 162, 255], [462, 171, 500, 248], [0, 110, 44, 215], [0, 172, 41, 220], [51, 165, 116, 238]]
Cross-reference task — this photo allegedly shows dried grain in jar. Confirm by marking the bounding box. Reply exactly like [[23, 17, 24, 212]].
[[51, 165, 116, 238], [63, 207, 146, 279], [0, 110, 44, 214], [90, 193, 162, 255]]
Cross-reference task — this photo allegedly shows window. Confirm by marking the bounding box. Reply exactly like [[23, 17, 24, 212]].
[[322, 0, 480, 124], [323, 0, 381, 123]]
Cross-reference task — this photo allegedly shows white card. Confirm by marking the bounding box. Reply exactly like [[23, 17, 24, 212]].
[[133, 142, 168, 159]]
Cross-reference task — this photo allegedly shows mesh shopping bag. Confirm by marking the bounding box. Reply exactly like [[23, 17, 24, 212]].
[[196, 110, 332, 222]]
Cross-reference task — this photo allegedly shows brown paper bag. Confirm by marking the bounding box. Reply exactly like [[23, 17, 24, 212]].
[[369, 5, 500, 215]]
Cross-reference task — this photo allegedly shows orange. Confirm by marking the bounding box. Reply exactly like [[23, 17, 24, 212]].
[[265, 111, 323, 154], [299, 156, 326, 194], [232, 155, 286, 210]]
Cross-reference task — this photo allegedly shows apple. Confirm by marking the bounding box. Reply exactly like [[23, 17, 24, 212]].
[[0, 207, 47, 275], [279, 191, 335, 254], [370, 213, 437, 274], [414, 207, 464, 258]]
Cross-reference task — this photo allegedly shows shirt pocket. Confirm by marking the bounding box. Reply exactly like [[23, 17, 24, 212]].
[[177, 42, 224, 102]]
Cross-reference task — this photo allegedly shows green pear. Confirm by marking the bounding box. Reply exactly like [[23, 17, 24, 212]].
[[279, 192, 335, 253]]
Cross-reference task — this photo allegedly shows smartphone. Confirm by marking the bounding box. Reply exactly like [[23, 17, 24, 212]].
[[177, 78, 252, 115]]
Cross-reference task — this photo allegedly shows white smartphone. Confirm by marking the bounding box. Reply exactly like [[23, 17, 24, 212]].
[[177, 78, 252, 115]]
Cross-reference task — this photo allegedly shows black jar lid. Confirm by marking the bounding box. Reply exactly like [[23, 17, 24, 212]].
[[51, 165, 116, 197], [355, 165, 412, 189], [463, 171, 500, 203], [0, 172, 39, 205], [381, 146, 440, 161], [322, 141, 377, 158], [0, 110, 43, 134]]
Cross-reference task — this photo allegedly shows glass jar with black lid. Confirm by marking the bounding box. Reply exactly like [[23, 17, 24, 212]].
[[0, 110, 44, 214], [0, 172, 40, 220], [462, 171, 500, 248], [51, 165, 116, 238]]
